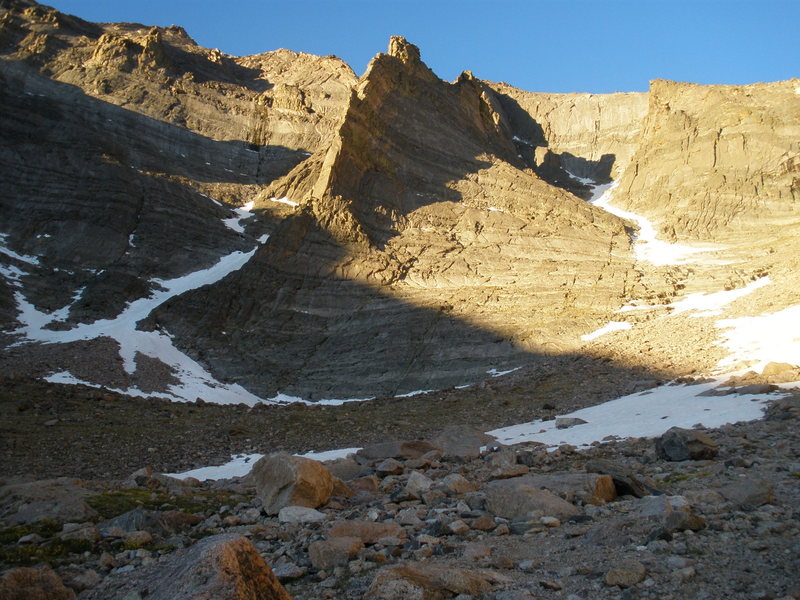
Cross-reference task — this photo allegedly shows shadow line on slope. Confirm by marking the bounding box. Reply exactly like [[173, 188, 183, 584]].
[[146, 209, 674, 403]]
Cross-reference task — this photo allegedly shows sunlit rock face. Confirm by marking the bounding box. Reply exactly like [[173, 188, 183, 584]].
[[1, 3, 798, 402], [148, 37, 636, 399], [613, 79, 800, 245]]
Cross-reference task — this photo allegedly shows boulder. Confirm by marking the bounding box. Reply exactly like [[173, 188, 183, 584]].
[[484, 477, 580, 519], [0, 478, 99, 525], [636, 495, 706, 533], [0, 566, 76, 600], [524, 472, 616, 504], [308, 537, 363, 570], [365, 562, 509, 599], [100, 507, 172, 537], [431, 426, 494, 458], [490, 465, 530, 480], [605, 560, 647, 588], [655, 427, 718, 461], [405, 471, 434, 495], [58, 566, 102, 593], [356, 440, 440, 463], [277, 506, 327, 523], [79, 533, 291, 600], [325, 458, 370, 481], [349, 475, 380, 494], [251, 453, 334, 515], [60, 521, 100, 542], [376, 458, 405, 476], [584, 458, 658, 497], [329, 520, 404, 544], [718, 479, 775, 507], [331, 477, 356, 498], [438, 473, 477, 495]]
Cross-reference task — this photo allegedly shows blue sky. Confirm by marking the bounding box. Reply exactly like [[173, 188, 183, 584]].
[[46, 0, 799, 93]]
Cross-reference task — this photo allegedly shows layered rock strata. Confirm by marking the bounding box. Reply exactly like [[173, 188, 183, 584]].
[[615, 79, 800, 244], [1, 0, 798, 402], [149, 37, 636, 399]]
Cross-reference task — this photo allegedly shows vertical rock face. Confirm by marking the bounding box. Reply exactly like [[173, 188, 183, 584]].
[[615, 79, 800, 243], [0, 0, 356, 325], [486, 83, 649, 188]]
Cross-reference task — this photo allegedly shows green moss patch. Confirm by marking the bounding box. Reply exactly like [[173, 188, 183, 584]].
[[86, 487, 246, 519], [0, 537, 94, 567]]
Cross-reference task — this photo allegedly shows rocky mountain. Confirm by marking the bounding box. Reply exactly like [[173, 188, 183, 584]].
[[2, 0, 798, 402], [1, 1, 799, 599]]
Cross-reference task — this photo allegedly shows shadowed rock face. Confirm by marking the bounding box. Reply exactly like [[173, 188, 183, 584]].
[[486, 83, 649, 192], [1, 3, 797, 402]]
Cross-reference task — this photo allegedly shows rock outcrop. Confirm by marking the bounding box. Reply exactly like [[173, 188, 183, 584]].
[[80, 534, 292, 600], [487, 82, 649, 187], [615, 79, 800, 244], [146, 37, 636, 399]]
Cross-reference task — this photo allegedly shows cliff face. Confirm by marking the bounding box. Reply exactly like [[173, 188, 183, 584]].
[[1, 1, 797, 403], [615, 79, 800, 243], [0, 1, 356, 150], [149, 38, 636, 399], [0, 0, 355, 323], [486, 83, 649, 193]]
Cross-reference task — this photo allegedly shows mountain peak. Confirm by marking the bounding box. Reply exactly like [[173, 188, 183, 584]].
[[387, 36, 420, 64]]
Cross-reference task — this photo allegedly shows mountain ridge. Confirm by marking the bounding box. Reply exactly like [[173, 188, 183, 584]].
[[0, 0, 798, 404]]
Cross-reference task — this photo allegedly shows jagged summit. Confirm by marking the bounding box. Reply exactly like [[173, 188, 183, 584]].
[[387, 35, 420, 63]]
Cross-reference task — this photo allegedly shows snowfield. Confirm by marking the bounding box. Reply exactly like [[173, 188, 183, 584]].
[[589, 183, 719, 266]]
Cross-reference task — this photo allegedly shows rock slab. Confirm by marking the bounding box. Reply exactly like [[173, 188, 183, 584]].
[[656, 427, 718, 461], [79, 533, 291, 600], [484, 476, 581, 519]]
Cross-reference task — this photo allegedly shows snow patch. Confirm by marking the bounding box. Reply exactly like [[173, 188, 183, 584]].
[[716, 304, 800, 373], [299, 447, 361, 462], [44, 371, 175, 401], [311, 396, 375, 406], [668, 277, 771, 317], [487, 378, 777, 449], [590, 184, 719, 266], [222, 201, 255, 233], [565, 170, 595, 186], [167, 446, 363, 481], [14, 248, 278, 405], [167, 453, 263, 480], [0, 233, 40, 265], [487, 367, 521, 378], [581, 321, 632, 341], [270, 197, 299, 207], [0, 263, 26, 286], [395, 389, 433, 398]]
